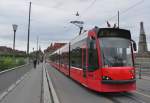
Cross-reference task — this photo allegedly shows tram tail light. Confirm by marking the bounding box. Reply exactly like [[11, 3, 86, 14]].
[[129, 69, 135, 79], [129, 69, 135, 74]]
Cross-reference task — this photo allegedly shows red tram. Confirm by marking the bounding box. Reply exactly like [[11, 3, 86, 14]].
[[49, 27, 137, 92]]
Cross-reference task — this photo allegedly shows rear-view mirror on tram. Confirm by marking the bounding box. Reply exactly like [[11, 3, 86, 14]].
[[131, 40, 137, 51]]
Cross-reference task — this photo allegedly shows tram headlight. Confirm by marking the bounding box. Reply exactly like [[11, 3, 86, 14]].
[[102, 76, 112, 80]]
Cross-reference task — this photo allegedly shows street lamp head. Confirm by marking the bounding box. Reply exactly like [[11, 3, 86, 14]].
[[12, 24, 18, 31]]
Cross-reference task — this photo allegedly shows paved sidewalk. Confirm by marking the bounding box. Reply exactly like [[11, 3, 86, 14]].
[[0, 64, 43, 103]]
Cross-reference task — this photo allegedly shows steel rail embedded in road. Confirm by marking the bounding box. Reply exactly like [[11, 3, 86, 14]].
[[135, 91, 150, 99], [120, 92, 147, 103], [101, 92, 147, 103]]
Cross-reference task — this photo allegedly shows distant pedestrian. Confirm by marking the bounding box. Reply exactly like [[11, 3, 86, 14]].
[[33, 59, 37, 68]]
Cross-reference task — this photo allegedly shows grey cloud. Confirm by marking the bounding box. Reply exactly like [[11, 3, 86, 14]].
[[0, 0, 150, 51]]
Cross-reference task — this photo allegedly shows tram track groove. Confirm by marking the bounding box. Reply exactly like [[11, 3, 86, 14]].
[[120, 92, 147, 103], [100, 92, 147, 103]]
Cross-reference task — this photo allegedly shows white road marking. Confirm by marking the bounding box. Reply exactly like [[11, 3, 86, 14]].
[[7, 84, 16, 92], [0, 92, 8, 101], [0, 64, 27, 74], [0, 70, 31, 102], [16, 79, 21, 85]]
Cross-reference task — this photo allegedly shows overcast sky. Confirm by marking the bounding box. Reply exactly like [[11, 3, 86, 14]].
[[0, 0, 149, 52]]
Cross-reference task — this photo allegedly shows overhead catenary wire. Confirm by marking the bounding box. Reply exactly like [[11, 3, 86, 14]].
[[80, 0, 97, 15], [78, 0, 145, 26], [107, 0, 145, 21], [27, 0, 98, 33], [75, 0, 144, 29]]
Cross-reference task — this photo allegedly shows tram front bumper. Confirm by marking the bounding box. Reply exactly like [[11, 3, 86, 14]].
[[102, 79, 136, 84]]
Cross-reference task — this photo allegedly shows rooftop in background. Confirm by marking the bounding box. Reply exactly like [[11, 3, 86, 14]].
[[44, 43, 66, 53], [0, 46, 26, 55]]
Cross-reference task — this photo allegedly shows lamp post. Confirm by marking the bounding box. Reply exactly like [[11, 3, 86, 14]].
[[27, 2, 31, 55], [12, 24, 18, 59], [26, 2, 32, 64]]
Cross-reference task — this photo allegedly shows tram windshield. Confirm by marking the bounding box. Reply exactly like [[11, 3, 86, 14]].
[[99, 37, 133, 67]]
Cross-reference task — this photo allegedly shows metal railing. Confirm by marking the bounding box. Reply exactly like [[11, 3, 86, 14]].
[[135, 63, 150, 79]]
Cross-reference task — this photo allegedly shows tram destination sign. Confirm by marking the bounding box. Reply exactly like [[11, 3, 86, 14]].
[[97, 28, 131, 39]]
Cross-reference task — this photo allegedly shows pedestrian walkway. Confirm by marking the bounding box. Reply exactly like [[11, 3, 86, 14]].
[[0, 64, 43, 103]]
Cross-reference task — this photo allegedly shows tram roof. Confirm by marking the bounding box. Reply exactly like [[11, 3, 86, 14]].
[[98, 28, 131, 39], [50, 28, 131, 55], [70, 31, 88, 45]]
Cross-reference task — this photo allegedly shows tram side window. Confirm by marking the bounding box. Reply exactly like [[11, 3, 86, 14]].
[[88, 39, 99, 71], [49, 53, 58, 63], [70, 39, 87, 69], [49, 55, 53, 62], [60, 53, 63, 64], [55, 53, 59, 64], [70, 47, 82, 68], [61, 51, 69, 66]]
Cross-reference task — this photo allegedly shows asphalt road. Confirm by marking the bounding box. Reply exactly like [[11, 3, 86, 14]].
[[46, 64, 150, 103], [0, 64, 43, 103], [0, 64, 32, 95], [137, 77, 150, 96]]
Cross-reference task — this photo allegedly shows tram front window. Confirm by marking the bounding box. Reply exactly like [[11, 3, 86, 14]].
[[99, 37, 133, 67]]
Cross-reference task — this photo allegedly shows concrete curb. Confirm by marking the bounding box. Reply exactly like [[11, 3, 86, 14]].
[[43, 65, 52, 103], [43, 65, 60, 103], [0, 69, 31, 102], [0, 64, 28, 74]]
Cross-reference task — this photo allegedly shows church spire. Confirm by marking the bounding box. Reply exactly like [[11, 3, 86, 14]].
[[138, 21, 148, 53], [140, 22, 145, 35]]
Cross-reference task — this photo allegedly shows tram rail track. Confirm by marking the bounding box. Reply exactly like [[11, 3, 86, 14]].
[[47, 64, 149, 103], [99, 92, 148, 103], [120, 92, 146, 103]]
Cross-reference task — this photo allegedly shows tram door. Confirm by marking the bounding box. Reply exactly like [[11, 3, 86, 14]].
[[82, 44, 87, 78]]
